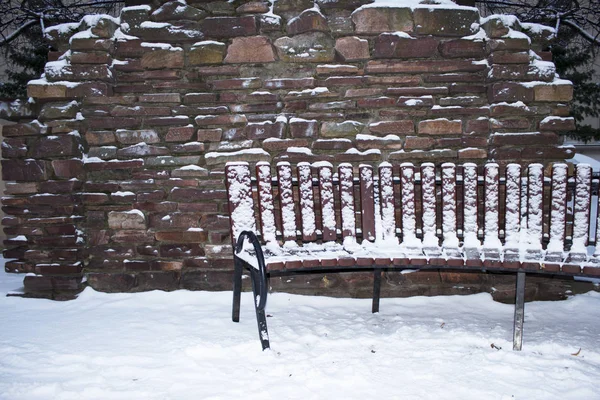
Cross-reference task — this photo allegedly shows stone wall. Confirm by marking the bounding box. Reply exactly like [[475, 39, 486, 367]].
[[1, 0, 578, 298]]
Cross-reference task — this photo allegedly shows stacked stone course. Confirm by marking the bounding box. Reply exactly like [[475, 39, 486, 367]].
[[2, 0, 577, 298]]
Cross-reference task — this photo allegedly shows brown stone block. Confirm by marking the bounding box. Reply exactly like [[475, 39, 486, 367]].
[[45, 64, 112, 82], [274, 32, 335, 63], [413, 8, 479, 36], [52, 160, 84, 179], [418, 119, 462, 135], [110, 106, 171, 117], [404, 136, 435, 150], [368, 120, 414, 135], [490, 51, 530, 64], [397, 96, 435, 107], [458, 148, 487, 159], [490, 118, 531, 130], [287, 9, 329, 35], [188, 41, 226, 65], [3, 123, 43, 137], [164, 126, 194, 142], [357, 97, 395, 108], [224, 36, 275, 64], [27, 81, 67, 98], [352, 7, 413, 34], [87, 273, 137, 292], [439, 39, 485, 58], [491, 131, 559, 146], [145, 116, 191, 126], [289, 118, 318, 138], [489, 82, 533, 102], [134, 201, 178, 213], [141, 48, 184, 69], [311, 138, 352, 150], [195, 114, 247, 126], [534, 83, 573, 102], [465, 118, 490, 134], [539, 117, 576, 131], [199, 15, 257, 37], [2, 160, 51, 182], [183, 93, 218, 104], [366, 60, 486, 74], [374, 34, 438, 59], [335, 36, 370, 61], [236, 1, 269, 13], [210, 78, 261, 90], [264, 77, 315, 89], [150, 213, 201, 229], [159, 243, 205, 257], [2, 138, 27, 159]]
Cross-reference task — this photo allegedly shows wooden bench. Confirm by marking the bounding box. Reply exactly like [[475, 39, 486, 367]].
[[225, 161, 600, 351]]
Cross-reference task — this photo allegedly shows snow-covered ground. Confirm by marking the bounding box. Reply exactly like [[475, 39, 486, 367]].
[[1, 266, 599, 399]]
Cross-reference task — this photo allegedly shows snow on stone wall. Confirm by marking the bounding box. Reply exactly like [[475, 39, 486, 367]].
[[0, 0, 578, 296]]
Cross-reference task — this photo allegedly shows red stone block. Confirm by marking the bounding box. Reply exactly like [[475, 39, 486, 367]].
[[374, 34, 438, 59], [199, 16, 257, 38]]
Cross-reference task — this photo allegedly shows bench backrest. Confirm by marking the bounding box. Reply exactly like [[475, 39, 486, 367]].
[[225, 161, 600, 271]]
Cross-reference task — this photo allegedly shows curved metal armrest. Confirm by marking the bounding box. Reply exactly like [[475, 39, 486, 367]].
[[235, 230, 268, 310]]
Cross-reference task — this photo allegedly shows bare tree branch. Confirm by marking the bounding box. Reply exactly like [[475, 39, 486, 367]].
[[562, 19, 600, 45], [0, 19, 38, 47]]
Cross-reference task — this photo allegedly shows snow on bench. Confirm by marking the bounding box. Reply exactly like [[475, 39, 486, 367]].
[[225, 161, 600, 351]]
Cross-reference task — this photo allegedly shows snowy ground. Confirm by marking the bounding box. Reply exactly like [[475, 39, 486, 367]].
[[1, 268, 599, 399]]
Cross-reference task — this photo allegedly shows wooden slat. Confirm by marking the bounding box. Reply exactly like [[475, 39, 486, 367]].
[[483, 163, 501, 250], [400, 163, 418, 247], [547, 163, 568, 255], [297, 162, 317, 241], [526, 164, 544, 251], [571, 163, 592, 258], [420, 163, 437, 247], [256, 162, 277, 243], [462, 163, 479, 248], [225, 162, 256, 244], [318, 162, 336, 241], [378, 163, 396, 242], [338, 163, 356, 239], [359, 164, 376, 242], [441, 163, 459, 248], [277, 162, 297, 242], [504, 164, 521, 247]]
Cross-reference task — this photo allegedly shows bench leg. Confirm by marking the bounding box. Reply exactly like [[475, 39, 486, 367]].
[[513, 271, 526, 351], [372, 269, 382, 313], [250, 268, 270, 350], [232, 257, 243, 323]]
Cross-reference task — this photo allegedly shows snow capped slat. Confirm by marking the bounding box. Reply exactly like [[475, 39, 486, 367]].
[[571, 164, 592, 256], [338, 164, 356, 239], [526, 164, 544, 252], [400, 163, 419, 248], [441, 163, 459, 248], [318, 163, 336, 242], [359, 165, 376, 242], [421, 163, 437, 247], [378, 163, 396, 242], [548, 163, 568, 254], [225, 163, 256, 243], [277, 162, 297, 242], [256, 163, 277, 244], [504, 164, 521, 248], [483, 163, 501, 249], [297, 163, 317, 241], [462, 163, 479, 248]]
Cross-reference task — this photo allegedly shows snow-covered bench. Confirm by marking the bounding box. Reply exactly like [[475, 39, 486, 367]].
[[225, 161, 600, 351]]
